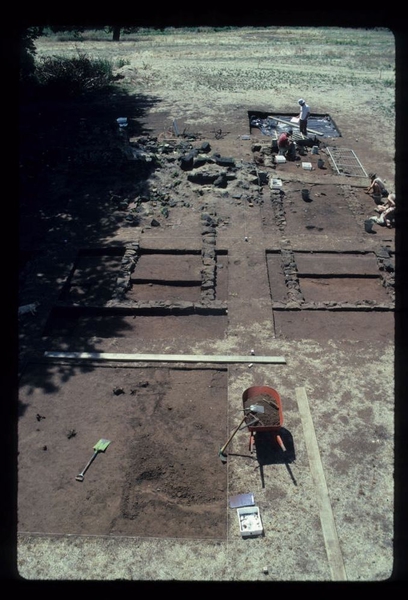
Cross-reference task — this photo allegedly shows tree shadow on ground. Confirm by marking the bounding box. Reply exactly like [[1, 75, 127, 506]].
[[18, 82, 163, 393]]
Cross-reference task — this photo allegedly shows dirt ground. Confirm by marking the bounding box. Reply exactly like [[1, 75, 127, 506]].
[[15, 26, 399, 582]]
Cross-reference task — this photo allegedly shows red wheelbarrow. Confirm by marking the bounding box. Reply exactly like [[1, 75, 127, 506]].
[[242, 385, 286, 453]]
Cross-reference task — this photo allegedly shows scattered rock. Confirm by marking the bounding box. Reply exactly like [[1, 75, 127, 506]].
[[113, 387, 125, 395], [213, 155, 235, 168], [199, 142, 211, 153]]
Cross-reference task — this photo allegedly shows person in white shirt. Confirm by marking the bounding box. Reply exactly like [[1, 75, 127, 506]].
[[298, 99, 310, 136]]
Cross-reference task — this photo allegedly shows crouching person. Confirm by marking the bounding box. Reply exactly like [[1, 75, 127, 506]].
[[277, 129, 296, 161], [365, 172, 389, 204]]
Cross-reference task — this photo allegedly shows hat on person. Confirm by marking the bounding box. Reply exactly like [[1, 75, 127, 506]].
[[298, 98, 305, 105], [288, 129, 293, 135], [368, 172, 376, 179]]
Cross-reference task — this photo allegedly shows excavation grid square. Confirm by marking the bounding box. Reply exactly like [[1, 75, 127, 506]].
[[267, 251, 391, 305], [133, 253, 202, 281], [299, 276, 390, 303], [18, 363, 228, 539]]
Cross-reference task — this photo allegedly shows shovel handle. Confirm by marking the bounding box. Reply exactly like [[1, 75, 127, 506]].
[[220, 414, 248, 454], [75, 451, 98, 481], [238, 417, 260, 430]]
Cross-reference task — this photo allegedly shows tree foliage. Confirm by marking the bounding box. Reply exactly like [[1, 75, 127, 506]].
[[48, 25, 139, 41], [19, 26, 44, 82], [49, 25, 87, 38]]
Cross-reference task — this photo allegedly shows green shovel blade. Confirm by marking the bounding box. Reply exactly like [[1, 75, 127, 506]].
[[94, 439, 111, 452]]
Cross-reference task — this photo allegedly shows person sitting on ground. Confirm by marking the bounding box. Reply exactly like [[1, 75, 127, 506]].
[[365, 173, 389, 202], [277, 129, 296, 160], [373, 193, 396, 227]]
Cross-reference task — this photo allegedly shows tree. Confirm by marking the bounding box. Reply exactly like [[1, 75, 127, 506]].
[[107, 26, 141, 41], [19, 26, 44, 82], [112, 26, 121, 41], [49, 25, 132, 41]]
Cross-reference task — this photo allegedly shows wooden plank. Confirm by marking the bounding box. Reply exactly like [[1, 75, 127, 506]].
[[268, 115, 323, 136], [43, 351, 286, 364], [295, 386, 347, 581]]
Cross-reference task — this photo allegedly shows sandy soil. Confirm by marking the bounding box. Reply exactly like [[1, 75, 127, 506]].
[[15, 26, 398, 582]]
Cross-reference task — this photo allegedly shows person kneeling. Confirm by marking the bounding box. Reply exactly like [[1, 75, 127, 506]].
[[277, 129, 296, 161]]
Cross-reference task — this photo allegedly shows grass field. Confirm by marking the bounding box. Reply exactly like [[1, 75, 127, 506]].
[[34, 27, 395, 125]]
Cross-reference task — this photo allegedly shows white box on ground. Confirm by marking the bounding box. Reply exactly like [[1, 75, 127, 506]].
[[275, 155, 286, 164], [237, 506, 264, 537], [270, 178, 283, 190], [302, 162, 312, 170]]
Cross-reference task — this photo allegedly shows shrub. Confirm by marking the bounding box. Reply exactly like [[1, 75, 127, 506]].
[[115, 58, 131, 69], [34, 51, 115, 97]]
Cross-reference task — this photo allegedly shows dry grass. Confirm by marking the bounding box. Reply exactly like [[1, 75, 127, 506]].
[[35, 27, 395, 123]]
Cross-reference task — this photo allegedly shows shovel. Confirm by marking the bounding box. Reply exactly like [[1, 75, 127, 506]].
[[241, 404, 265, 415], [75, 439, 111, 482]]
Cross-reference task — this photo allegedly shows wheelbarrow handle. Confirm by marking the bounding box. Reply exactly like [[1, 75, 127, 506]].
[[276, 434, 286, 452]]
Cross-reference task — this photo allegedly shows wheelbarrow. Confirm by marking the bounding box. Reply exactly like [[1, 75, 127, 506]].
[[242, 386, 286, 453]]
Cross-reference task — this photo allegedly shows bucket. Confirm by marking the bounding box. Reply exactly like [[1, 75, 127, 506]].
[[317, 158, 325, 169], [364, 219, 374, 232], [302, 189, 311, 201], [312, 145, 319, 154]]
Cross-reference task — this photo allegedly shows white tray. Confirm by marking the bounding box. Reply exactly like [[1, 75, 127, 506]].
[[237, 506, 264, 537]]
